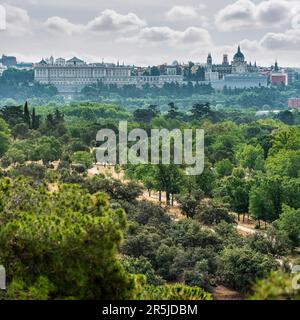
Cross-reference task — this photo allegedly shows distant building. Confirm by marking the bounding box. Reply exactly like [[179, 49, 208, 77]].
[[271, 73, 288, 86], [222, 54, 229, 66], [207, 46, 259, 80], [231, 46, 247, 74], [1, 55, 17, 67], [269, 60, 288, 86], [285, 68, 297, 84], [224, 73, 268, 89], [205, 70, 219, 81], [34, 56, 183, 93], [204, 46, 267, 89], [288, 98, 300, 109]]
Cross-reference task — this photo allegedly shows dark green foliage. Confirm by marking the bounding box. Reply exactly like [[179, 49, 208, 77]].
[[218, 246, 277, 292], [0, 178, 140, 300], [195, 199, 235, 225], [122, 256, 165, 285], [23, 102, 31, 127]]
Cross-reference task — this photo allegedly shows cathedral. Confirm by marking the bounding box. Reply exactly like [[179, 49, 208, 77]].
[[206, 46, 259, 80]]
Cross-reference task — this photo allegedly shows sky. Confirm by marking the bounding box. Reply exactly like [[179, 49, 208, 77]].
[[1, 0, 300, 66]]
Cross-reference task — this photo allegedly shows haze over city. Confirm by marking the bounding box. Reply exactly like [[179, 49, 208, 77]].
[[1, 0, 300, 66]]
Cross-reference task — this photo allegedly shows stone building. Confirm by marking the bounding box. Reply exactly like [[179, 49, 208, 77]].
[[34, 57, 183, 93], [207, 46, 259, 80]]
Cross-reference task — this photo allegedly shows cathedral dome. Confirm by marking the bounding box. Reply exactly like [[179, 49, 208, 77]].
[[233, 46, 245, 62]]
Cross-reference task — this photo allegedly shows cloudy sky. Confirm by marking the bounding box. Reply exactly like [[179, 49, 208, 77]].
[[1, 0, 300, 66]]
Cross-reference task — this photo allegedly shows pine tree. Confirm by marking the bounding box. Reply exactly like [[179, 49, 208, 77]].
[[32, 107, 37, 130], [24, 101, 31, 128]]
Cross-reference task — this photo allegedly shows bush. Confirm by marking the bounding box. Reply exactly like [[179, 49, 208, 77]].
[[195, 199, 235, 225], [218, 246, 278, 293], [250, 271, 300, 300], [137, 284, 212, 300], [122, 256, 165, 286]]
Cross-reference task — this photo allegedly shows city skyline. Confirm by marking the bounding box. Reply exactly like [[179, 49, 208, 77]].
[[1, 0, 300, 66]]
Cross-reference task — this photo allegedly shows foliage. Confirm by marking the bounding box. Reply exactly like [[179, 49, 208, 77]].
[[276, 205, 300, 246], [218, 246, 278, 292], [70, 151, 94, 170], [195, 199, 235, 225], [250, 271, 300, 300], [138, 284, 212, 300], [0, 178, 140, 300]]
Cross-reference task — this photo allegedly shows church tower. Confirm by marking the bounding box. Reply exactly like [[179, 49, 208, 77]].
[[232, 45, 247, 74], [207, 53, 212, 71]]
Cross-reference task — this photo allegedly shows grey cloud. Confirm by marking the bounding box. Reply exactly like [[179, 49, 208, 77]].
[[44, 9, 146, 35], [138, 26, 211, 45], [165, 5, 207, 21], [260, 29, 300, 49], [215, 0, 294, 31], [44, 16, 83, 35], [86, 9, 146, 32], [2, 4, 31, 35]]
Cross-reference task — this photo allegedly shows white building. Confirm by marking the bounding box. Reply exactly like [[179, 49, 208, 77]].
[[224, 73, 268, 89], [0, 63, 7, 76], [34, 57, 183, 93], [205, 70, 219, 81]]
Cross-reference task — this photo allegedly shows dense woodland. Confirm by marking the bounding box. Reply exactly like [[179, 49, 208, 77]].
[[0, 97, 299, 300]]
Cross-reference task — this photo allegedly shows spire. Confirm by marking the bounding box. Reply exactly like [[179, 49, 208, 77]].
[[207, 53, 212, 66], [274, 59, 279, 72]]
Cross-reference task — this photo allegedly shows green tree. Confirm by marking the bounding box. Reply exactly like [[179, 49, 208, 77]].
[[23, 101, 31, 127], [250, 271, 300, 300], [249, 175, 284, 225], [276, 205, 300, 246], [176, 189, 204, 218], [237, 144, 265, 171], [215, 159, 233, 177], [0, 118, 11, 156], [33, 136, 62, 164], [167, 102, 180, 120], [0, 179, 140, 300], [190, 102, 211, 120], [218, 246, 277, 293], [12, 123, 29, 140], [195, 199, 234, 225], [71, 151, 94, 170]]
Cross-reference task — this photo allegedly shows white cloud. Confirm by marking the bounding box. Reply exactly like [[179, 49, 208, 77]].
[[215, 0, 294, 31], [44, 9, 146, 35], [138, 26, 211, 46], [2, 4, 31, 35], [87, 9, 146, 32], [44, 17, 83, 35], [166, 5, 206, 22], [260, 29, 300, 50], [0, 5, 6, 30]]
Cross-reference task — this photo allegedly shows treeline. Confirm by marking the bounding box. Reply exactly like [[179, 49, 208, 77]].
[[81, 81, 214, 99], [0, 69, 58, 100]]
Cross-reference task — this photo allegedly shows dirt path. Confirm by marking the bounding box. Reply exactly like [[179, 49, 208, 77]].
[[213, 286, 243, 300], [87, 165, 260, 235]]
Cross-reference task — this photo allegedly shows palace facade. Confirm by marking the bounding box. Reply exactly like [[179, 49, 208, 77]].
[[34, 57, 183, 93]]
